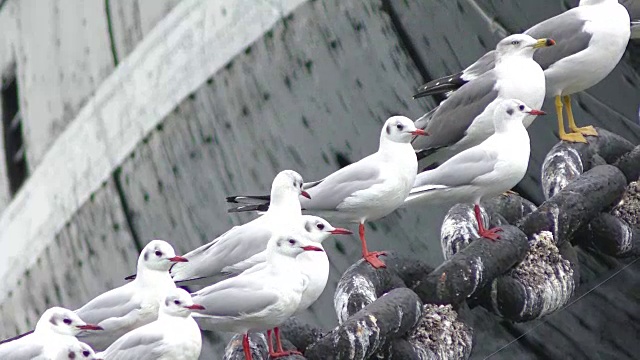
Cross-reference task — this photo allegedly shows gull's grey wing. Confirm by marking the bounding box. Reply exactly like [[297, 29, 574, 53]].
[[171, 219, 271, 283], [413, 50, 497, 99], [413, 147, 499, 188], [192, 280, 279, 318], [99, 331, 164, 360], [412, 72, 499, 151], [525, 8, 592, 70], [0, 338, 43, 360], [75, 285, 141, 326], [221, 251, 267, 276], [463, 50, 497, 79], [300, 157, 384, 211]]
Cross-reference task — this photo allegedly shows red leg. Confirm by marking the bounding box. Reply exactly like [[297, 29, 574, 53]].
[[474, 204, 502, 241], [359, 222, 387, 269], [268, 327, 302, 358], [266, 329, 274, 355], [242, 333, 252, 360]]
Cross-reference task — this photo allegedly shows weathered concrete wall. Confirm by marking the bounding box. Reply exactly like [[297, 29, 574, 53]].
[[11, 0, 115, 169], [109, 0, 183, 59], [0, 0, 640, 359], [0, 180, 138, 338]]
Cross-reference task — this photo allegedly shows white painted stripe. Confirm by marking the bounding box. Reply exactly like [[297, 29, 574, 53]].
[[0, 0, 307, 303]]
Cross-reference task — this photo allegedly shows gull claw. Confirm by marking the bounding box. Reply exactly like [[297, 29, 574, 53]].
[[479, 227, 502, 241], [363, 251, 387, 269]]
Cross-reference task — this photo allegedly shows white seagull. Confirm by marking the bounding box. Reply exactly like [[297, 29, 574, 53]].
[[0, 307, 102, 360], [227, 116, 428, 269], [74, 240, 187, 351], [405, 99, 544, 240], [411, 34, 553, 166], [414, 0, 630, 143], [167, 170, 310, 285], [190, 232, 324, 359], [221, 216, 347, 350], [97, 288, 203, 360]]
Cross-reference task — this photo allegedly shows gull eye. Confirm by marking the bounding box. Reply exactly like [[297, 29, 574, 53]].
[[396, 124, 404, 130], [317, 223, 325, 230], [155, 250, 162, 257], [288, 239, 296, 245], [63, 318, 72, 325], [511, 40, 520, 45], [82, 351, 91, 357], [174, 300, 181, 305], [519, 105, 525, 111]]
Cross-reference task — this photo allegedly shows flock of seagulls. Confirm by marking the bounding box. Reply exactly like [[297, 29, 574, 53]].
[[0, 0, 634, 359]]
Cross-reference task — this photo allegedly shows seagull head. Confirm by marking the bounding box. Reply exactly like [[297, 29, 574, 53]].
[[270, 169, 310, 202], [381, 116, 428, 144], [496, 34, 555, 57], [64, 341, 100, 360], [138, 240, 188, 272], [493, 99, 545, 128], [269, 233, 325, 259], [36, 307, 103, 336], [162, 288, 205, 318], [302, 215, 352, 243]]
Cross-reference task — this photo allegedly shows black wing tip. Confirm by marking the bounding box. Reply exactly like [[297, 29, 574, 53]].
[[226, 196, 240, 203], [227, 203, 270, 213], [226, 195, 272, 204], [413, 73, 467, 99], [124, 274, 137, 281]]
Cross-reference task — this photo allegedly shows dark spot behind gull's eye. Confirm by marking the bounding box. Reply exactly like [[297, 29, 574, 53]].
[[507, 108, 514, 115]]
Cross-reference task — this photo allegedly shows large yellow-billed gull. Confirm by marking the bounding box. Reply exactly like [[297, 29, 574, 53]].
[[411, 34, 553, 165], [414, 0, 631, 143]]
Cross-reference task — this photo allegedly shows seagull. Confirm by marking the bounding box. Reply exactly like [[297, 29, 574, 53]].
[[414, 0, 630, 144], [59, 341, 101, 360], [222, 216, 347, 356], [73, 240, 187, 351], [0, 307, 102, 360], [97, 288, 203, 360], [190, 232, 324, 359], [405, 99, 544, 240], [411, 34, 553, 166], [165, 170, 330, 285], [226, 116, 428, 269]]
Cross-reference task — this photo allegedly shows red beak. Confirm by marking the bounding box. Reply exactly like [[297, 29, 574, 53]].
[[411, 129, 429, 136], [330, 228, 353, 235], [77, 324, 103, 331], [302, 245, 324, 252], [528, 109, 546, 116], [185, 304, 206, 310], [300, 190, 311, 199], [168, 256, 189, 263]]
